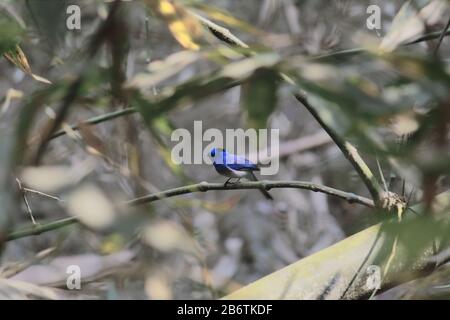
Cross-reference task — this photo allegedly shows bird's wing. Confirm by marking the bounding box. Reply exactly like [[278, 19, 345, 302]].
[[224, 152, 259, 171]]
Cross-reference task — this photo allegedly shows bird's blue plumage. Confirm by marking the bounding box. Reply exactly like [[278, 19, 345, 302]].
[[211, 148, 259, 171], [209, 148, 273, 200], [223, 152, 258, 171]]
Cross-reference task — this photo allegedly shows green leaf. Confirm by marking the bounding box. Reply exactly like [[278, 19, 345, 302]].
[[242, 68, 278, 129], [0, 10, 24, 55]]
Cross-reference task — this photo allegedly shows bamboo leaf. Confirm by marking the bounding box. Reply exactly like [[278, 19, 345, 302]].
[[190, 3, 261, 35], [3, 45, 31, 74], [146, 0, 203, 50], [380, 0, 449, 52], [0, 10, 24, 55], [242, 68, 278, 129], [4, 45, 51, 84], [126, 50, 200, 90]]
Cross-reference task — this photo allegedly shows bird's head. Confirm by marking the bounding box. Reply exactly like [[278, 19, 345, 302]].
[[209, 148, 224, 162]]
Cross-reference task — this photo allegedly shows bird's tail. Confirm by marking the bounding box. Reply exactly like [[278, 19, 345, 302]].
[[249, 172, 273, 201]]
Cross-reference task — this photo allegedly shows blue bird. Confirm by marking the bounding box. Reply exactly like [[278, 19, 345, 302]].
[[209, 148, 273, 200]]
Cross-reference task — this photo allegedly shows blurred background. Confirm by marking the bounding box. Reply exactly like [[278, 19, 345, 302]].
[[0, 0, 449, 299]]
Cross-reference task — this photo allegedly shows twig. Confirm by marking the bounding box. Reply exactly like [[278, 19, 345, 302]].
[[376, 157, 388, 192], [433, 17, 450, 55], [6, 217, 78, 241], [407, 29, 450, 45], [293, 93, 385, 203], [22, 187, 63, 202], [314, 29, 450, 61], [16, 178, 36, 225], [6, 180, 374, 242], [49, 108, 135, 140]]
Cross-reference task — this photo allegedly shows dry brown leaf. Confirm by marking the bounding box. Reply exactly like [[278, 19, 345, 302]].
[[78, 122, 108, 156], [4, 45, 51, 84], [4, 45, 31, 73]]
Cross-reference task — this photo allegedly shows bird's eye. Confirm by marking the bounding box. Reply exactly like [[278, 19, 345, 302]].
[[210, 149, 216, 157]]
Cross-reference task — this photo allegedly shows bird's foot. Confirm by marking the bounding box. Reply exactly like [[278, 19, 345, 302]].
[[224, 178, 240, 187], [224, 178, 232, 187]]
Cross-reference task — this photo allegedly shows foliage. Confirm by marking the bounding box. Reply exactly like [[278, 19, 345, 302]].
[[0, 0, 449, 300]]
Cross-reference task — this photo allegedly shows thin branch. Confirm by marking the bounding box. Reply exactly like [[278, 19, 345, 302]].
[[6, 217, 78, 241], [407, 29, 450, 45], [125, 181, 374, 207], [22, 187, 63, 202], [433, 17, 450, 55], [314, 29, 450, 61], [49, 107, 135, 140], [16, 178, 36, 225], [293, 93, 385, 203], [6, 180, 374, 242], [376, 157, 388, 192]]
